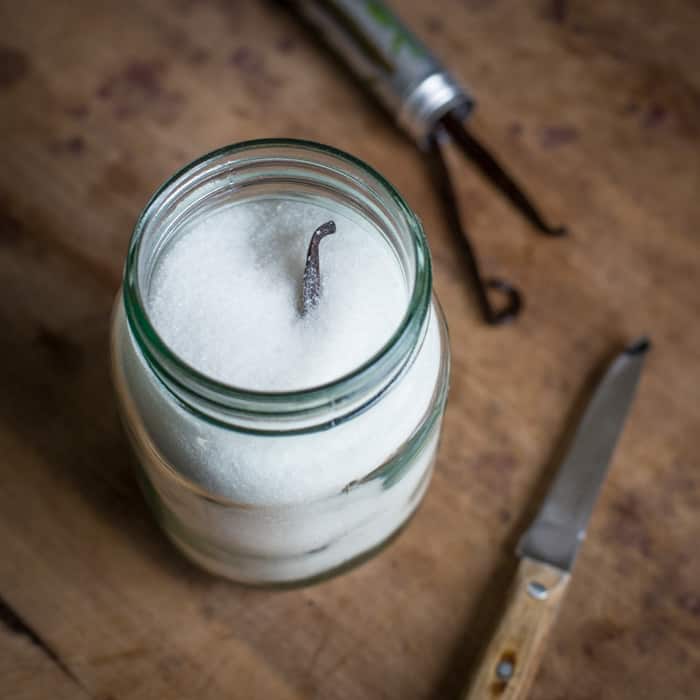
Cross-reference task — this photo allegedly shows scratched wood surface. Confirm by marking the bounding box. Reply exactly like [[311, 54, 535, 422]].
[[1, 1, 699, 698]]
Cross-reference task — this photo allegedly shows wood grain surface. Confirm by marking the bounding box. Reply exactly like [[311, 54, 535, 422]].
[[1, 1, 699, 698]]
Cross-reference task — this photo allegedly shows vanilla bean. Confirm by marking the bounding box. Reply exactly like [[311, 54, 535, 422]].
[[301, 220, 336, 315]]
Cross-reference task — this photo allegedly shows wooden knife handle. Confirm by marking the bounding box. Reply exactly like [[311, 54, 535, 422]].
[[462, 558, 570, 700]]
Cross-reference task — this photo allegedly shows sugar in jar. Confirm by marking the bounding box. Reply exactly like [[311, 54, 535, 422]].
[[111, 139, 450, 585]]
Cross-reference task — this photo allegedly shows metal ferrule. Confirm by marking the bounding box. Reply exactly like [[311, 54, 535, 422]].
[[399, 72, 467, 144], [293, 0, 474, 145]]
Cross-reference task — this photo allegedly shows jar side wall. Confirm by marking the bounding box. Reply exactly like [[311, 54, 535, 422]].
[[113, 295, 446, 505], [111, 293, 450, 584]]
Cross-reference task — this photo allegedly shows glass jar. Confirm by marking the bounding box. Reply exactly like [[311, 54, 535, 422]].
[[111, 139, 450, 586]]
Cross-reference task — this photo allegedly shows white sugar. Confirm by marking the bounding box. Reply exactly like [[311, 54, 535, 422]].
[[112, 190, 448, 584], [148, 199, 407, 391]]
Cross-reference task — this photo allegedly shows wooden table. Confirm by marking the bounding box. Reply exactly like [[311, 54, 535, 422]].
[[1, 1, 699, 698]]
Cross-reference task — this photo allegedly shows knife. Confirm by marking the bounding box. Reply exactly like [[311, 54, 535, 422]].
[[463, 337, 651, 700]]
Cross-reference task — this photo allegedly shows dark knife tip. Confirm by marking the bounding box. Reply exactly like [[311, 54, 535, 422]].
[[625, 336, 651, 356]]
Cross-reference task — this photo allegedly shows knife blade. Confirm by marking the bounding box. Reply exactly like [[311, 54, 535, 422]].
[[463, 337, 650, 700], [517, 335, 651, 572]]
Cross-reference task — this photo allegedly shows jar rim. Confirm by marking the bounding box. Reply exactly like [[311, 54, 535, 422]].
[[123, 138, 432, 421]]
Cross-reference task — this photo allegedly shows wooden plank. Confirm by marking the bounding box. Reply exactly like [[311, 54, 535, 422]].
[[0, 618, 91, 700], [0, 0, 699, 698]]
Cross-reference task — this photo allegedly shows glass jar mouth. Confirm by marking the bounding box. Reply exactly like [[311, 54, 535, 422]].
[[123, 138, 432, 426]]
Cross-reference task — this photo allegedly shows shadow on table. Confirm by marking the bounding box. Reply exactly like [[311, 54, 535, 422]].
[[0, 266, 209, 586]]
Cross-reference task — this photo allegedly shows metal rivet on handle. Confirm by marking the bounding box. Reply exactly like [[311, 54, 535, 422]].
[[496, 659, 514, 680], [527, 581, 549, 600]]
